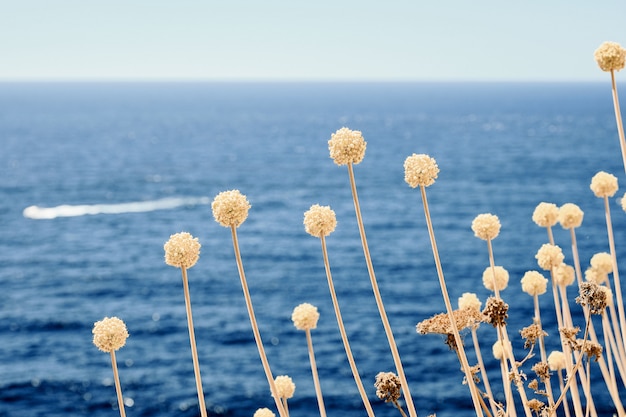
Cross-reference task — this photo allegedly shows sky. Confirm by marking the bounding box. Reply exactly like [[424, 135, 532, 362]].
[[1, 1, 625, 82]]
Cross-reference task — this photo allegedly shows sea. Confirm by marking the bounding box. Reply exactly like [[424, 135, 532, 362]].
[[1, 81, 625, 417]]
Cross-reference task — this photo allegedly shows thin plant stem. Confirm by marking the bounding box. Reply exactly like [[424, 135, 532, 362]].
[[181, 267, 208, 417], [602, 195, 626, 355], [110, 350, 127, 417], [230, 225, 287, 417], [418, 185, 484, 417], [610, 69, 626, 174], [569, 228, 584, 287], [347, 163, 416, 417], [533, 294, 556, 408], [471, 328, 499, 417], [320, 235, 376, 417], [558, 370, 572, 417], [281, 398, 290, 417], [305, 329, 327, 417], [392, 399, 409, 417], [499, 357, 516, 417]]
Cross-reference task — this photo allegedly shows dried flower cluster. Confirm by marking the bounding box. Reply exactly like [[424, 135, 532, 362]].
[[164, 232, 201, 269], [92, 317, 129, 353], [303, 204, 337, 238], [590, 171, 619, 198], [573, 339, 603, 362], [576, 281, 608, 314], [520, 323, 547, 349], [374, 371, 402, 403], [594, 41, 626, 72], [482, 297, 509, 327], [471, 213, 501, 240], [211, 189, 251, 227], [532, 202, 559, 228], [291, 303, 320, 330], [531, 361, 551, 382], [416, 308, 484, 335], [403, 153, 439, 188], [328, 127, 367, 165]]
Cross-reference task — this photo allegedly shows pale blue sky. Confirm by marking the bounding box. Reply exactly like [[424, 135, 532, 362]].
[[1, 1, 625, 81]]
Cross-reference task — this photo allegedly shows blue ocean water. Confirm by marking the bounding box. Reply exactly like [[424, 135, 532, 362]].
[[0, 82, 625, 416]]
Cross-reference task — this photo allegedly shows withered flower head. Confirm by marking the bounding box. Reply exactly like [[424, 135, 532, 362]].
[[374, 371, 402, 403], [531, 361, 551, 383], [328, 127, 366, 165], [576, 281, 608, 315], [416, 308, 484, 335], [528, 398, 546, 415], [521, 323, 548, 349], [482, 296, 509, 327], [573, 339, 603, 362], [560, 326, 580, 347]]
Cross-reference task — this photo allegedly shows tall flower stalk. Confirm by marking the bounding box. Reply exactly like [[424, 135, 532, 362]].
[[92, 317, 130, 417], [212, 190, 287, 417], [329, 127, 416, 417], [164, 232, 208, 417], [404, 153, 484, 417], [304, 204, 375, 417]]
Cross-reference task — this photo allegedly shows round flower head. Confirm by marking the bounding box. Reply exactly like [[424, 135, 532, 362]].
[[594, 41, 626, 72], [458, 292, 482, 311], [520, 270, 548, 296], [492, 340, 511, 360], [374, 372, 402, 402], [254, 408, 276, 417], [554, 263, 575, 286], [273, 375, 295, 399], [547, 351, 567, 371], [328, 127, 366, 165], [403, 153, 439, 188], [92, 317, 129, 353], [291, 303, 320, 330], [558, 203, 584, 229], [212, 190, 251, 228], [590, 252, 613, 275], [532, 202, 559, 228], [590, 171, 618, 198], [621, 193, 626, 212], [471, 213, 501, 241], [585, 267, 608, 285], [164, 232, 201, 269], [482, 266, 509, 292], [535, 243, 564, 271], [303, 204, 337, 238]]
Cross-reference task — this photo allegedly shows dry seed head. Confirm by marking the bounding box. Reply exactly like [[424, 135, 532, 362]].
[[558, 203, 584, 229], [471, 213, 501, 240], [547, 351, 566, 371], [531, 361, 551, 382], [535, 244, 564, 271], [416, 308, 484, 335], [482, 296, 509, 327], [594, 41, 626, 72], [574, 339, 603, 362], [92, 317, 129, 353], [576, 281, 608, 314], [212, 190, 251, 228], [458, 292, 482, 311], [482, 266, 509, 292], [291, 303, 320, 330], [164, 232, 201, 269], [328, 127, 366, 165], [374, 372, 402, 403], [590, 171, 618, 198], [254, 408, 276, 417], [532, 202, 559, 228], [590, 252, 613, 274], [554, 263, 575, 287], [520, 270, 548, 296], [528, 399, 546, 414], [303, 204, 337, 238], [403, 153, 439, 188], [273, 375, 295, 399], [521, 323, 548, 349]]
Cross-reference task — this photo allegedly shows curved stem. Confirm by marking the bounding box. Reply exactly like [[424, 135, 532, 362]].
[[320, 235, 376, 417], [472, 328, 499, 417], [305, 329, 327, 417], [110, 350, 126, 417], [230, 226, 287, 417], [347, 163, 416, 417], [181, 268, 208, 417]]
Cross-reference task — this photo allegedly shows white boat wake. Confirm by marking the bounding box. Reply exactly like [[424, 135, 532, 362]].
[[23, 197, 210, 220]]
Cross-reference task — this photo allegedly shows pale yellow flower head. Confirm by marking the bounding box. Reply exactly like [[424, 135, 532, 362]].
[[590, 252, 613, 274], [482, 266, 509, 292], [303, 204, 337, 238], [492, 340, 511, 360], [558, 203, 584, 229], [532, 202, 559, 228], [458, 292, 482, 311], [403, 153, 439, 188], [471, 213, 501, 241], [328, 127, 366, 165], [554, 263, 575, 287], [92, 317, 129, 353], [253, 408, 276, 417], [594, 41, 626, 72], [621, 193, 626, 212], [212, 190, 251, 228], [585, 267, 608, 285], [590, 171, 618, 198], [291, 303, 320, 331], [164, 232, 201, 269], [547, 350, 567, 371], [273, 375, 295, 399], [535, 243, 564, 271], [521, 270, 548, 296]]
